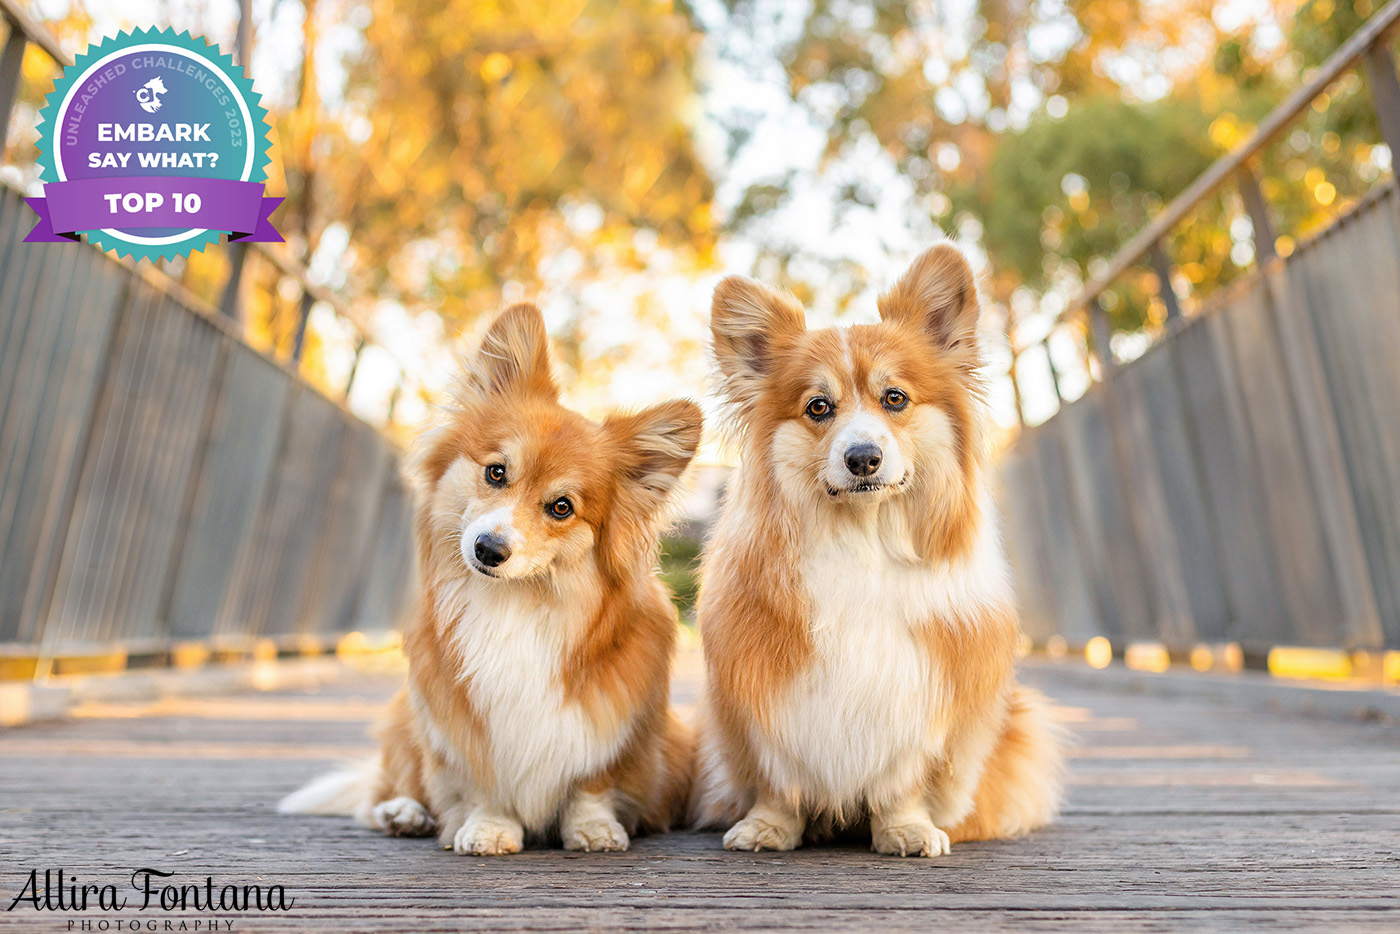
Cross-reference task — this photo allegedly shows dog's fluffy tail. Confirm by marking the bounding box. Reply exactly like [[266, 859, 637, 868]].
[[948, 683, 1066, 843], [686, 705, 751, 830], [277, 758, 378, 818]]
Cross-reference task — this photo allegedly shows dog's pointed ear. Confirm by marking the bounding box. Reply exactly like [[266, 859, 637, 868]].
[[455, 303, 558, 403], [599, 400, 703, 582], [710, 276, 806, 410], [879, 244, 981, 363], [605, 399, 704, 509]]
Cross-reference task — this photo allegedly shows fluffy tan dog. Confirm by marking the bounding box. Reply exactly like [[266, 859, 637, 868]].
[[281, 304, 699, 854], [689, 244, 1063, 856]]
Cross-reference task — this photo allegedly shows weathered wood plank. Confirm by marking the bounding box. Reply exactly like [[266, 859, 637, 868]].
[[1, 661, 1397, 931]]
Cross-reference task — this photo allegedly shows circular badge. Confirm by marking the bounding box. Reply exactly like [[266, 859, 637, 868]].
[[31, 27, 277, 262]]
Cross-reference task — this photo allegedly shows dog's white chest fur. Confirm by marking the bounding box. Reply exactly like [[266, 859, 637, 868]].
[[759, 509, 1010, 811], [444, 582, 630, 828]]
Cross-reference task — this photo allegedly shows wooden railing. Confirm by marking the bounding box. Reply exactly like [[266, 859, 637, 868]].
[[999, 6, 1400, 659], [0, 183, 415, 664], [0, 4, 414, 667], [1012, 0, 1400, 394]]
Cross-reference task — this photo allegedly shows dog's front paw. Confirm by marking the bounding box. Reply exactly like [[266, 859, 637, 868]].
[[562, 817, 629, 853], [872, 820, 950, 858], [372, 797, 437, 837], [723, 815, 802, 852], [453, 815, 524, 856]]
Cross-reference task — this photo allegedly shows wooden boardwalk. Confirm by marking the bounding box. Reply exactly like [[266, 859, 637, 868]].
[[2, 657, 1398, 932]]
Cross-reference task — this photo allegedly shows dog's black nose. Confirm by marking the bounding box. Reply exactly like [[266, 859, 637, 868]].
[[845, 442, 883, 477], [474, 534, 511, 568]]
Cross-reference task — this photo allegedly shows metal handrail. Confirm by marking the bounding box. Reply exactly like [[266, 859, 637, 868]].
[[1012, 0, 1400, 367], [0, 0, 400, 407]]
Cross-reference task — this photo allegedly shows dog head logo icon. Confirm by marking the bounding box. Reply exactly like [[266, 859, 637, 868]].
[[135, 77, 167, 114]]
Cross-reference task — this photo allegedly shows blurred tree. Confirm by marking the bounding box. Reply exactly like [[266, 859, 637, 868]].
[[962, 95, 1216, 302], [721, 0, 1398, 338], [720, 0, 1254, 312], [322, 0, 718, 329]]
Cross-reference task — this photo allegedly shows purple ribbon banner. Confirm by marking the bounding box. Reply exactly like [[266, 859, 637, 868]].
[[25, 177, 283, 243]]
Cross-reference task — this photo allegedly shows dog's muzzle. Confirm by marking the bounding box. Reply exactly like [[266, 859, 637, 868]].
[[826, 442, 908, 497]]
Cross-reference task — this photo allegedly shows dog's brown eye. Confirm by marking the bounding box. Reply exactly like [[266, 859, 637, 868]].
[[547, 497, 573, 519], [485, 464, 507, 486], [883, 389, 908, 411], [805, 397, 833, 421]]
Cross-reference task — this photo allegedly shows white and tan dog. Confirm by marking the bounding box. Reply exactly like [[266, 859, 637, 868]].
[[689, 244, 1063, 856], [280, 304, 699, 854]]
